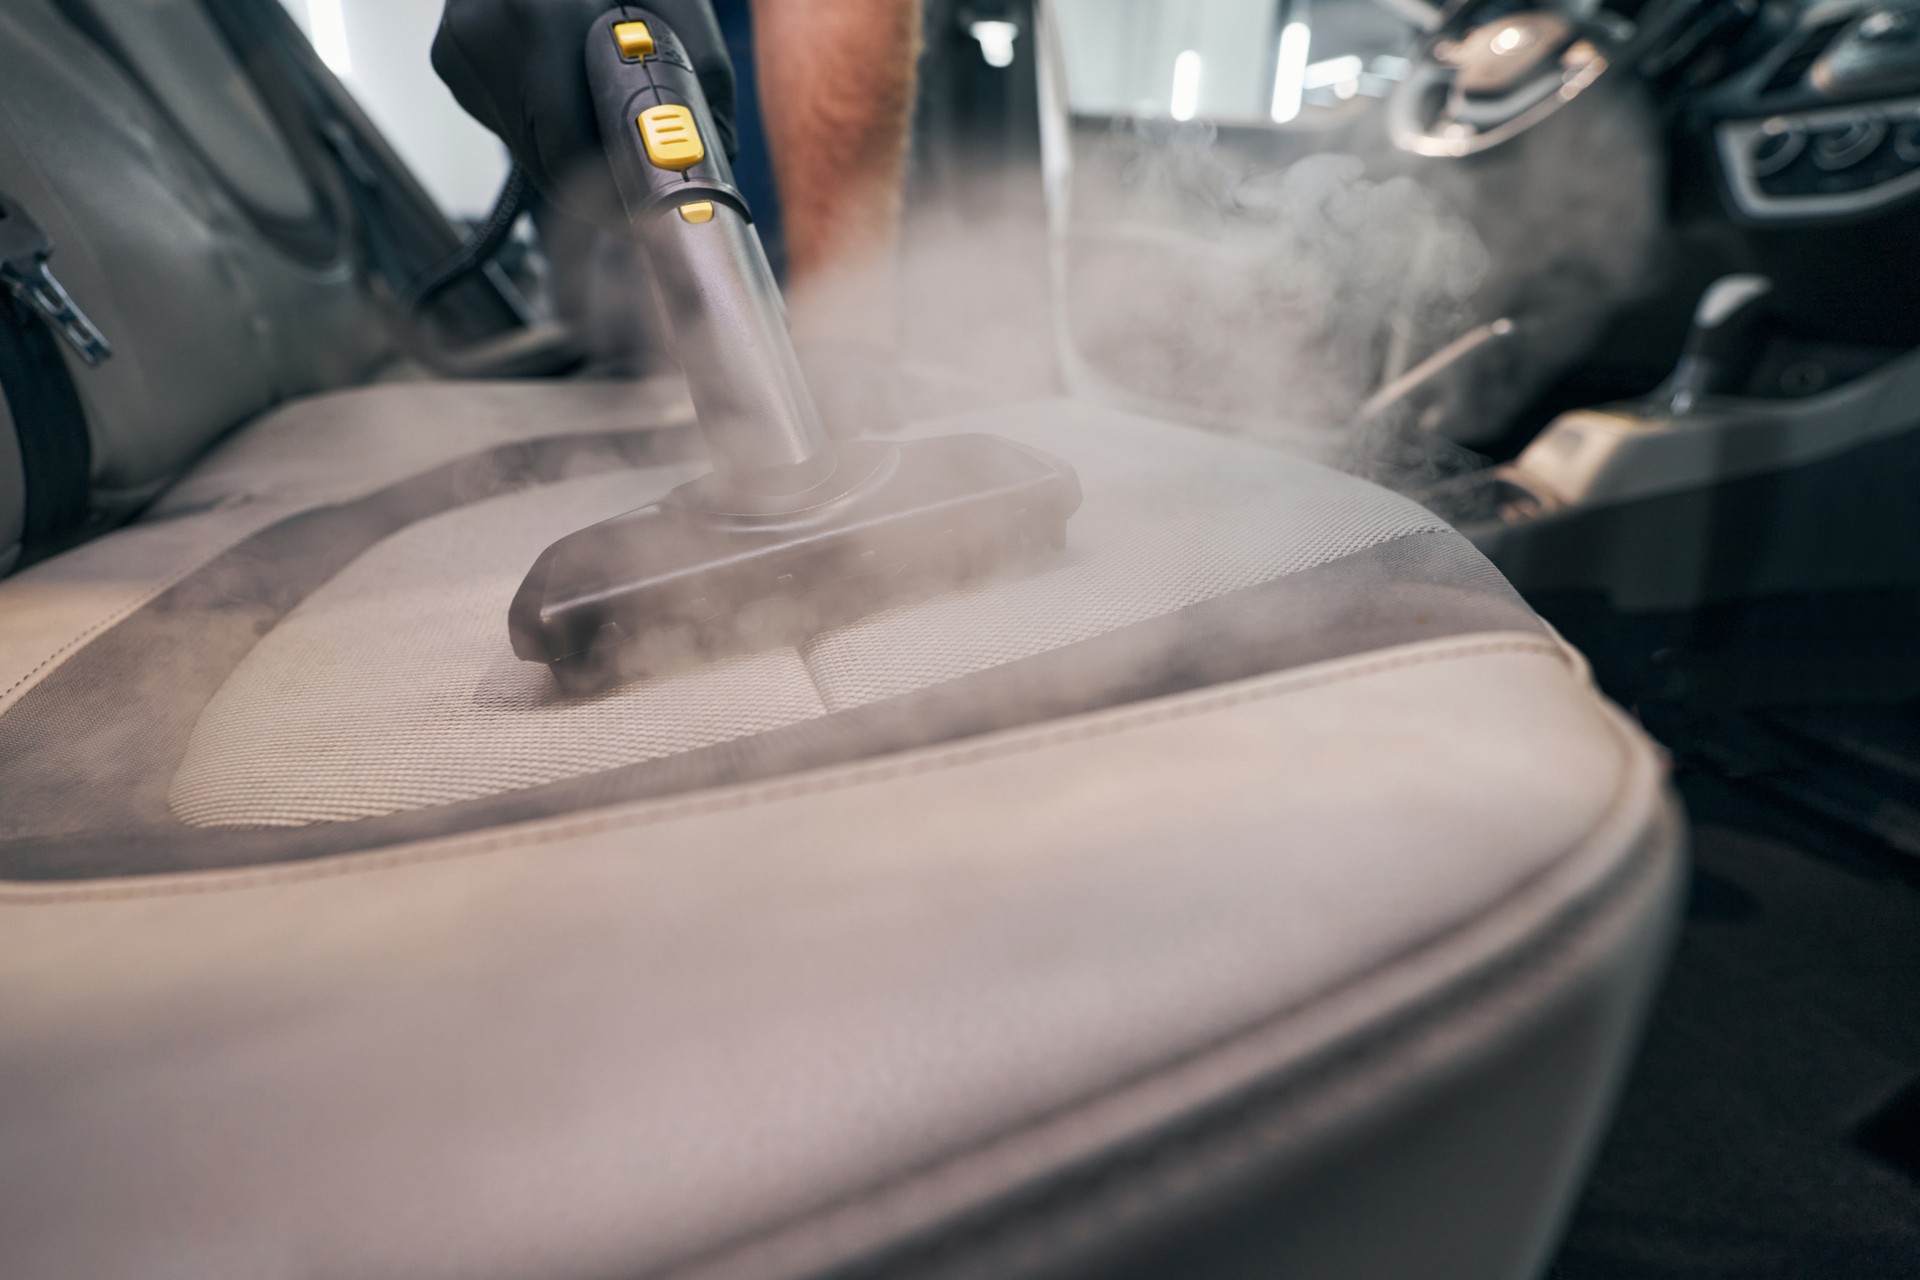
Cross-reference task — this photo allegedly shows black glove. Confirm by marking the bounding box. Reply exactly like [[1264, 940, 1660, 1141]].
[[432, 0, 736, 228]]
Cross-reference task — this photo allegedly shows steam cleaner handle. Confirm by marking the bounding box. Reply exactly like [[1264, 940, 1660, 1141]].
[[585, 7, 832, 484], [433, 0, 738, 229]]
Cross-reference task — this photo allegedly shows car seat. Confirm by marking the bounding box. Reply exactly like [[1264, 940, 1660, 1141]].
[[0, 2, 1684, 1277]]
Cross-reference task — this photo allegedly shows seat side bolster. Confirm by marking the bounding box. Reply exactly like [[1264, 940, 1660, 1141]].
[[0, 635, 1677, 1280], [669, 701, 1684, 1280]]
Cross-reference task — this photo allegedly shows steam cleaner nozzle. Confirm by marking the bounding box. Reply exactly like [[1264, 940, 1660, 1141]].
[[508, 6, 1080, 691]]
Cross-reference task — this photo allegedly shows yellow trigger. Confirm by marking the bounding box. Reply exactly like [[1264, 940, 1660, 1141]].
[[637, 105, 705, 170], [613, 21, 654, 59]]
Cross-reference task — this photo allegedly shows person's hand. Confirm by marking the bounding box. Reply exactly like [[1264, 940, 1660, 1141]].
[[432, 0, 737, 228]]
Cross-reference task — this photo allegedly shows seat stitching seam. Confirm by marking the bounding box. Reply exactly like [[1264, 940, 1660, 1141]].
[[0, 634, 1566, 901], [0, 634, 1565, 903], [0, 515, 277, 709], [3, 590, 165, 702]]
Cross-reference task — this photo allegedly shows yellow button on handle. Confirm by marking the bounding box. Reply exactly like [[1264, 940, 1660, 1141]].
[[679, 201, 715, 223], [637, 105, 705, 171], [613, 21, 654, 59]]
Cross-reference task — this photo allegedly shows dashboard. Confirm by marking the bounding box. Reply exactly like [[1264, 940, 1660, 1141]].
[[1706, 0, 1920, 220]]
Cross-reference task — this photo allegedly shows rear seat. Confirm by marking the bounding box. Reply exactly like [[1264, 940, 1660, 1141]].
[[0, 0, 696, 704], [0, 4, 1686, 1279], [0, 0, 397, 571]]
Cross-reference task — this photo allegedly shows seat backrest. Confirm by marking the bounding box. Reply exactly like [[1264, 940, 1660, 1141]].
[[0, 0, 393, 570]]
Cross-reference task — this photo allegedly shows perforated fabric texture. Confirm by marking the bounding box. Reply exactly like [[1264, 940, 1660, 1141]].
[[167, 467, 825, 827], [0, 378, 691, 723], [168, 401, 1451, 828], [802, 407, 1450, 711]]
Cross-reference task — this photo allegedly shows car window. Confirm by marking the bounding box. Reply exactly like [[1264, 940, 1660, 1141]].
[[277, 0, 509, 217], [1051, 0, 1415, 125]]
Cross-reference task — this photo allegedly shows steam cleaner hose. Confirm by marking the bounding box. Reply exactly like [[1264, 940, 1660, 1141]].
[[400, 163, 531, 317]]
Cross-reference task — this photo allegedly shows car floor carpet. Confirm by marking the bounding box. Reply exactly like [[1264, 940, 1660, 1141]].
[[1553, 770, 1920, 1279]]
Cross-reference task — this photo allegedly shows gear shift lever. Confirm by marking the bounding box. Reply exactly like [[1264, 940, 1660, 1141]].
[[1663, 274, 1773, 415], [507, 8, 1081, 692]]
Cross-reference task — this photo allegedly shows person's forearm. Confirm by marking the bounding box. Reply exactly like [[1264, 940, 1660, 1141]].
[[751, 0, 920, 345]]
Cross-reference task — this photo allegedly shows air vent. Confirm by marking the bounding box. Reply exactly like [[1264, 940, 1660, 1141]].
[[1762, 18, 1849, 94]]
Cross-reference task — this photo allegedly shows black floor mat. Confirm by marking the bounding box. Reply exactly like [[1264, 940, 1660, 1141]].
[[1553, 772, 1920, 1279], [1857, 1076, 1920, 1189]]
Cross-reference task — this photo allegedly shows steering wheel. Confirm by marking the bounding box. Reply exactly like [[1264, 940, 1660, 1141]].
[[1386, 3, 1634, 156]]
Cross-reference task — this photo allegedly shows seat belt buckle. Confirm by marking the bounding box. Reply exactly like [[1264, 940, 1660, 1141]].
[[0, 194, 113, 368]]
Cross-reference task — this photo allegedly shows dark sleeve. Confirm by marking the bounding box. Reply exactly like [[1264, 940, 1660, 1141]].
[[432, 0, 737, 226]]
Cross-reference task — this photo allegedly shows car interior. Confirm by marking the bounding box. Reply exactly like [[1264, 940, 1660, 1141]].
[[0, 0, 1915, 1276]]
